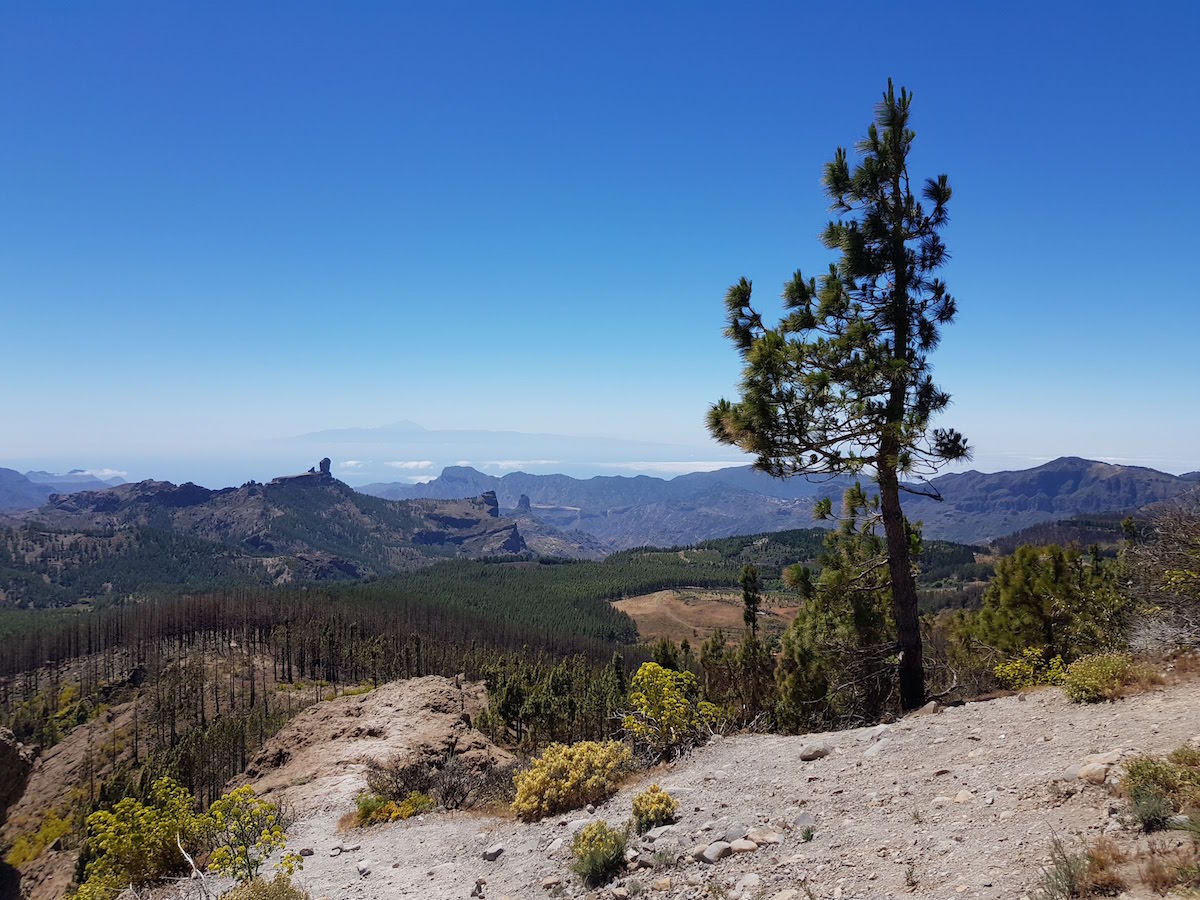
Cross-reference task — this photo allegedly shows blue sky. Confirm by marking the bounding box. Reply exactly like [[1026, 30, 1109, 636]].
[[2, 1, 1198, 485]]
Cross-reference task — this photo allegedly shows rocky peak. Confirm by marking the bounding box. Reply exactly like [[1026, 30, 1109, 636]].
[[270, 458, 336, 486], [480, 491, 500, 518]]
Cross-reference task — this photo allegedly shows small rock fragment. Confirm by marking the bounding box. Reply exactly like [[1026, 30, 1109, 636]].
[[723, 822, 748, 843], [482, 844, 505, 862], [702, 841, 733, 863], [1078, 763, 1108, 784], [746, 827, 782, 844]]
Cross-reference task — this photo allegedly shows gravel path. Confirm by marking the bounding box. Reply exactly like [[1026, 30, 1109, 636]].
[[279, 678, 1200, 900]]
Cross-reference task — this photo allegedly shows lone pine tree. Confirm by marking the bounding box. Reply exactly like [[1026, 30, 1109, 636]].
[[708, 80, 969, 710]]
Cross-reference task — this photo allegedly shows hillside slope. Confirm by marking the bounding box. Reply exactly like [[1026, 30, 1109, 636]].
[[242, 676, 1200, 900]]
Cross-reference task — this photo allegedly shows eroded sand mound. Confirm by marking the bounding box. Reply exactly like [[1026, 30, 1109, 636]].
[[244, 676, 511, 813]]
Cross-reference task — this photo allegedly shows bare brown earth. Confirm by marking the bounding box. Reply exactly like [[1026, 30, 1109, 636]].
[[236, 677, 1200, 900], [614, 589, 799, 645]]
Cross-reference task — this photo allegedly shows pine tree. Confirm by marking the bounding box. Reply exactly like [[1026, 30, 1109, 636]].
[[708, 80, 968, 709]]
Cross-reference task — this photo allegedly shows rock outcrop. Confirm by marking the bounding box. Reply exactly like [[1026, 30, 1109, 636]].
[[0, 727, 33, 826]]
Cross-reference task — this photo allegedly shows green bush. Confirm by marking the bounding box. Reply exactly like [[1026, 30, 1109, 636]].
[[1122, 748, 1200, 816], [1063, 653, 1157, 703], [207, 785, 299, 882], [511, 741, 631, 822], [631, 784, 678, 834], [355, 790, 435, 826], [570, 820, 627, 886], [1131, 787, 1175, 833], [3, 808, 72, 867]]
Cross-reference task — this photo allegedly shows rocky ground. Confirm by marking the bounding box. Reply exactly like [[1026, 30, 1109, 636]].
[[246, 676, 1200, 900]]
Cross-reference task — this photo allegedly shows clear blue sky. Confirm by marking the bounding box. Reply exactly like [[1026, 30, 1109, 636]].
[[3, 1, 1198, 484]]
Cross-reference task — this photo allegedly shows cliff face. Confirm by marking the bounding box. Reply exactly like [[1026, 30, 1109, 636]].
[[0, 727, 33, 826]]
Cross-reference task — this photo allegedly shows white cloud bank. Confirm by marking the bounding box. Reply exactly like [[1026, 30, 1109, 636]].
[[385, 460, 434, 470], [484, 460, 561, 470], [597, 461, 745, 474], [82, 468, 129, 479]]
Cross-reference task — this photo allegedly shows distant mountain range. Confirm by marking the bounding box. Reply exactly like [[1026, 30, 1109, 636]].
[[3, 455, 1197, 608], [0, 468, 125, 511], [0, 462, 572, 606], [360, 456, 1199, 546]]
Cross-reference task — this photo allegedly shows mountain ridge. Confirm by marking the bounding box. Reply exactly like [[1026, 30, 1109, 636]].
[[359, 456, 1195, 546], [0, 462, 582, 606]]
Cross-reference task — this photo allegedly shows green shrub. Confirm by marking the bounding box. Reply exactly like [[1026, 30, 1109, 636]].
[[1063, 653, 1157, 703], [355, 792, 390, 824], [631, 784, 677, 834], [355, 790, 435, 826], [224, 874, 310, 900], [511, 740, 632, 822], [1131, 787, 1175, 833], [3, 808, 72, 866], [1122, 748, 1200, 816], [570, 820, 627, 886], [1039, 835, 1089, 900]]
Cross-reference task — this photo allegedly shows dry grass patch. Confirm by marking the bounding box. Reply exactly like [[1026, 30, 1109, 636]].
[[1137, 838, 1200, 894], [614, 589, 798, 644]]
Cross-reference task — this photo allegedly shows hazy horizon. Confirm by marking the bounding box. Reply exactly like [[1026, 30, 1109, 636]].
[[3, 4, 1197, 487], [5, 418, 1199, 490]]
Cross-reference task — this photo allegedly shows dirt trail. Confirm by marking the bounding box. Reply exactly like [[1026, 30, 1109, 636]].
[[266, 678, 1200, 900]]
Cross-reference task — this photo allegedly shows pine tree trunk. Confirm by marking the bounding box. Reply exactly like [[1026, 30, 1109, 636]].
[[877, 462, 925, 710]]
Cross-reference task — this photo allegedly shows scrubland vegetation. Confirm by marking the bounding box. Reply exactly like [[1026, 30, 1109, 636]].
[[1, 499, 1196, 897]]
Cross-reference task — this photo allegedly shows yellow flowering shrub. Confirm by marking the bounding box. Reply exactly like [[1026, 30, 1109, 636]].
[[76, 778, 203, 900], [570, 820, 627, 886], [207, 785, 300, 882], [511, 740, 632, 822], [631, 784, 678, 834], [993, 647, 1066, 690], [622, 662, 716, 758]]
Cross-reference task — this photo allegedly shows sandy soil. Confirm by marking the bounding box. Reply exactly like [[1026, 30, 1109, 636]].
[[614, 590, 799, 645], [260, 677, 1200, 900]]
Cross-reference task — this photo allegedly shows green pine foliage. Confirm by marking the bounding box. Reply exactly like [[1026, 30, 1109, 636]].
[[970, 544, 1129, 662], [775, 486, 898, 731], [707, 80, 968, 710]]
